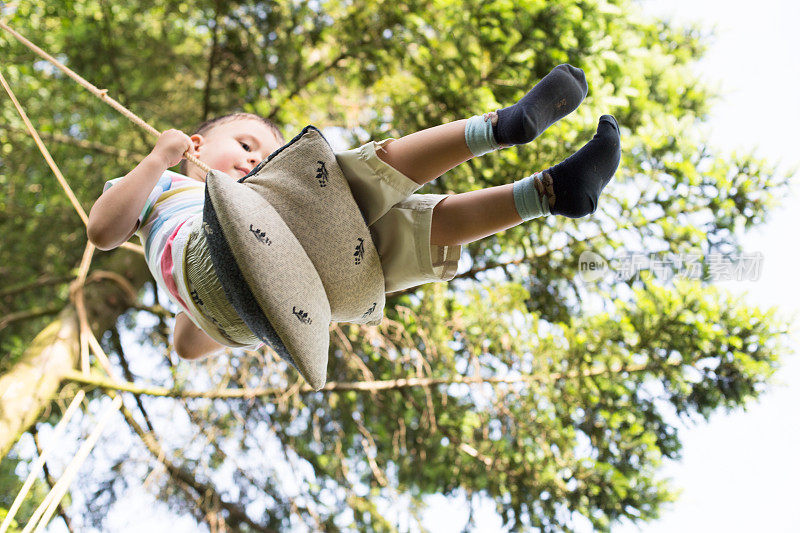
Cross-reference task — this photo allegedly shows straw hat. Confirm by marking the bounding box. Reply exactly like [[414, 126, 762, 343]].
[[202, 125, 386, 390]]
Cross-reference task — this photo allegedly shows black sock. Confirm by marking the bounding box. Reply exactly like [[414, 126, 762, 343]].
[[492, 64, 588, 146], [542, 115, 621, 218]]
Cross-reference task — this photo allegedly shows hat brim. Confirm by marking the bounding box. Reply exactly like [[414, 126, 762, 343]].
[[242, 125, 386, 326], [203, 170, 331, 390]]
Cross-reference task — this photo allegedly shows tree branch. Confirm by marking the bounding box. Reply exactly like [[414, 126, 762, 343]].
[[110, 328, 155, 433], [202, 1, 221, 120], [1, 124, 143, 159], [62, 359, 676, 400], [115, 394, 275, 532], [387, 197, 712, 298], [0, 305, 64, 330], [0, 274, 74, 298]]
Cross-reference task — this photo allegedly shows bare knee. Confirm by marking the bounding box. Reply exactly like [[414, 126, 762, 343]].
[[173, 312, 223, 360], [174, 337, 196, 360], [174, 326, 200, 360]]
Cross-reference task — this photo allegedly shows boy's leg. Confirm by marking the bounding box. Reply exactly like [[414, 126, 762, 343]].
[[173, 312, 226, 360], [375, 117, 491, 186], [430, 183, 521, 246], [376, 64, 589, 186], [431, 115, 622, 246]]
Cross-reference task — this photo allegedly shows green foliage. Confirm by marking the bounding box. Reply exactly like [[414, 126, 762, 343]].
[[0, 453, 52, 531], [0, 0, 794, 531]]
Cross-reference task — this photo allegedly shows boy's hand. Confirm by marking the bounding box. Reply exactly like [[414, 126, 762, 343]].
[[152, 129, 195, 167]]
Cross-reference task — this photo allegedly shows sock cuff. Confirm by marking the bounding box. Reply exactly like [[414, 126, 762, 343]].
[[513, 173, 551, 220], [464, 114, 501, 157]]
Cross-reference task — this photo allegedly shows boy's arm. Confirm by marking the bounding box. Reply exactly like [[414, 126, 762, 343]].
[[173, 312, 226, 360], [87, 153, 170, 250], [87, 129, 194, 251]]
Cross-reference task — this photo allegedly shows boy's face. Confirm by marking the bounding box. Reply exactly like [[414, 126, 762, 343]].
[[188, 118, 283, 181]]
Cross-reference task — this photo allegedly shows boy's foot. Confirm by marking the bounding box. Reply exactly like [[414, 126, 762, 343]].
[[513, 115, 621, 220], [537, 115, 621, 218], [492, 64, 588, 146]]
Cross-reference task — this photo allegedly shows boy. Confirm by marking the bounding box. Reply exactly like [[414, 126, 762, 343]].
[[87, 64, 621, 362]]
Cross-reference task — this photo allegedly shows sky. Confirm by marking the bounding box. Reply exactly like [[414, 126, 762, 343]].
[[8, 0, 799, 531]]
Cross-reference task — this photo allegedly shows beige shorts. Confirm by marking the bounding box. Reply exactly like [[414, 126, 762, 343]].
[[335, 137, 462, 293], [180, 137, 462, 346]]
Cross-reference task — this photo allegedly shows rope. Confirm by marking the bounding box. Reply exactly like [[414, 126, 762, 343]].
[[0, 66, 145, 263], [0, 391, 85, 533], [0, 11, 259, 533], [0, 19, 212, 174], [23, 396, 123, 533], [0, 67, 90, 225], [0, 17, 159, 528], [0, 17, 165, 377], [72, 244, 96, 374]]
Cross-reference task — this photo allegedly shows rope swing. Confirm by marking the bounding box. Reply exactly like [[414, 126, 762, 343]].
[[0, 11, 181, 529], [0, 17, 212, 174]]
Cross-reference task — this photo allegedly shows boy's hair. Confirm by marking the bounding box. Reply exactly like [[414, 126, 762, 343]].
[[178, 112, 285, 175]]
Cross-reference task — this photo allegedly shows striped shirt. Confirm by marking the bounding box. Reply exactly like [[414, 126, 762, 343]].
[[103, 170, 204, 321]]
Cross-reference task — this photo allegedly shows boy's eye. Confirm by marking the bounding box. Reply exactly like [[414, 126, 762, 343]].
[[240, 141, 251, 151]]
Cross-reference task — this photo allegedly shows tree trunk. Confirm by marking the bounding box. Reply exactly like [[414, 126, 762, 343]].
[[0, 250, 151, 459], [0, 306, 80, 458]]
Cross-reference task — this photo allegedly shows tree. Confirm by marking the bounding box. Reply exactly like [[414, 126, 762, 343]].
[[0, 0, 792, 531]]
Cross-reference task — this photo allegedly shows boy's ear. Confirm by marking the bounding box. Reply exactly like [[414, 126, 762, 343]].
[[190, 134, 205, 153]]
